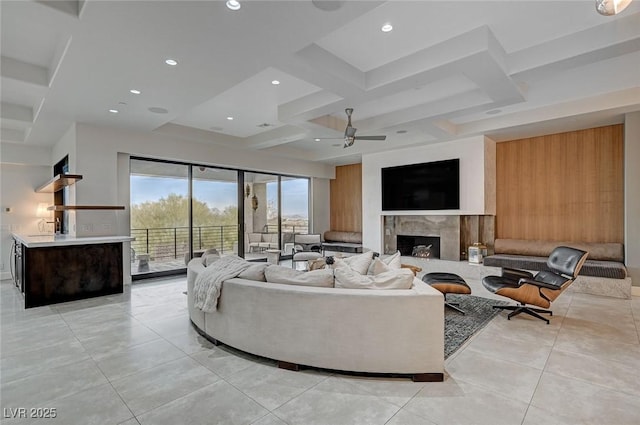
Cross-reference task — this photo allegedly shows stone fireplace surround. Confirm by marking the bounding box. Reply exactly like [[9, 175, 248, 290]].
[[383, 215, 495, 261]]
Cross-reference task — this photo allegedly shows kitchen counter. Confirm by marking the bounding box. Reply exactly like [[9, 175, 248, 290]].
[[12, 233, 134, 248]]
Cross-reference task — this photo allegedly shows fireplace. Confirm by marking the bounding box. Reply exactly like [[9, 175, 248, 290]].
[[396, 235, 441, 259]]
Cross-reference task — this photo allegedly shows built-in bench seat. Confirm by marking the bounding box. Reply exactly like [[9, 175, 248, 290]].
[[322, 231, 363, 254], [484, 254, 627, 279], [483, 239, 631, 299]]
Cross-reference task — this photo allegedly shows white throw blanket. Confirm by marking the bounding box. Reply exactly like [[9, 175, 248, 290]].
[[194, 255, 252, 313]]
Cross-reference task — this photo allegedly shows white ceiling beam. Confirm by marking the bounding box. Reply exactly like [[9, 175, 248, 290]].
[[509, 12, 640, 81], [153, 123, 244, 146], [1, 102, 34, 124], [35, 0, 80, 18], [1, 56, 49, 87], [296, 44, 366, 91], [456, 88, 640, 137], [245, 125, 309, 150], [1, 128, 27, 144]]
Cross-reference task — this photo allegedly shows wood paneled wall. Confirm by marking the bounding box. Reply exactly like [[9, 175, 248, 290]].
[[330, 163, 362, 232], [496, 125, 624, 243]]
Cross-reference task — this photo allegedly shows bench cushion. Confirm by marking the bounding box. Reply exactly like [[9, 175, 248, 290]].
[[494, 239, 624, 262], [324, 231, 362, 244], [484, 254, 627, 279]]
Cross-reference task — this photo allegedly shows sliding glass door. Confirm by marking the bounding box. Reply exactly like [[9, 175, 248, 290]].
[[192, 167, 238, 256], [130, 159, 190, 277], [281, 176, 310, 256], [130, 157, 311, 278], [243, 172, 279, 261]]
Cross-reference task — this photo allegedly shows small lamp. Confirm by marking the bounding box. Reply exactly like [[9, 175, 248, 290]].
[[245, 184, 251, 198], [36, 203, 50, 233], [251, 194, 259, 211]]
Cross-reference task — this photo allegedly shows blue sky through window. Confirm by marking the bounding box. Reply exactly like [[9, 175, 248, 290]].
[[131, 175, 309, 217]]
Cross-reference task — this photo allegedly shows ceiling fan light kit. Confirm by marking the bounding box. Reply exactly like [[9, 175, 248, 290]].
[[596, 0, 633, 15]]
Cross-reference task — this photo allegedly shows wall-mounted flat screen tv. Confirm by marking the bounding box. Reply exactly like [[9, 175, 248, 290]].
[[381, 159, 460, 210]]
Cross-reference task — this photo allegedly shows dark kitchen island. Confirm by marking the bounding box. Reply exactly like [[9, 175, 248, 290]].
[[11, 234, 134, 308]]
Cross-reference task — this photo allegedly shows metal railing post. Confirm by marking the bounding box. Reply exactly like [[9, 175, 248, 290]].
[[198, 227, 202, 249], [174, 228, 177, 259], [220, 226, 224, 253], [146, 229, 149, 255]]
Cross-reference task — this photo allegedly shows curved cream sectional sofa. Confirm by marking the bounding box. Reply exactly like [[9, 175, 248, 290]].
[[187, 257, 445, 381]]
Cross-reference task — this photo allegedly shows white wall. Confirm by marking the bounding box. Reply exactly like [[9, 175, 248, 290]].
[[311, 177, 330, 237], [625, 112, 640, 287], [361, 135, 495, 252], [0, 159, 53, 280]]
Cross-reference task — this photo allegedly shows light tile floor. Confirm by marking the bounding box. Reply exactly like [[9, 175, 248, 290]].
[[1, 276, 639, 425]]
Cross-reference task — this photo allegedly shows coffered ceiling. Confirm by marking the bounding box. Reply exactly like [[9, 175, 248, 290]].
[[1, 0, 639, 165]]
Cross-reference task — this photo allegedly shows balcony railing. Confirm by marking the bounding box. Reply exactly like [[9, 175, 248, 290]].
[[130, 222, 308, 263], [131, 225, 238, 262]]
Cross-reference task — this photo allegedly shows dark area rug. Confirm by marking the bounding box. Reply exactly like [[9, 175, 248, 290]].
[[444, 294, 509, 358]]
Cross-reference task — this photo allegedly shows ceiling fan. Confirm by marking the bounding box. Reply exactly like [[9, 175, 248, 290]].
[[316, 108, 387, 148]]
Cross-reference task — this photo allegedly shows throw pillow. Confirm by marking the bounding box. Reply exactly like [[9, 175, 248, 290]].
[[372, 258, 391, 275], [203, 248, 219, 256], [333, 251, 374, 275], [264, 265, 334, 288], [203, 253, 221, 267], [308, 258, 327, 271], [237, 263, 268, 281], [382, 251, 402, 269], [334, 267, 414, 289]]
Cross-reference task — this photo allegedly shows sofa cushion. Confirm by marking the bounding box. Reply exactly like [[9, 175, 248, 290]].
[[264, 265, 334, 287], [238, 263, 269, 281], [334, 251, 374, 275], [335, 267, 414, 289]]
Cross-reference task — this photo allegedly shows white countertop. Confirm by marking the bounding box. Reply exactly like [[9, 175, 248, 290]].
[[12, 233, 134, 248]]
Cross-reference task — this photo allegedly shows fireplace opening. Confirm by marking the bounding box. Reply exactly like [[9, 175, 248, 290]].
[[396, 235, 441, 259]]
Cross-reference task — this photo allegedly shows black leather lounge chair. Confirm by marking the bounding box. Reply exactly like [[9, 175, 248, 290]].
[[482, 246, 588, 324]]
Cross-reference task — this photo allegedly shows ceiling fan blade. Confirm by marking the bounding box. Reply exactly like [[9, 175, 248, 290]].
[[355, 135, 386, 141]]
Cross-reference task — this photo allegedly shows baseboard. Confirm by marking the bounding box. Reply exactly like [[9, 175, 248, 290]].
[[632, 286, 640, 297]]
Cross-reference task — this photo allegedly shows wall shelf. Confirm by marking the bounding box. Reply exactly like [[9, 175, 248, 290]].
[[47, 205, 125, 211], [35, 174, 83, 193]]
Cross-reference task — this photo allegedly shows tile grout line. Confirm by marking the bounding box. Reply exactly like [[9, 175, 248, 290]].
[[519, 293, 576, 424]]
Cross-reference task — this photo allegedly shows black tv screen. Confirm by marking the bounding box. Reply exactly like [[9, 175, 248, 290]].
[[381, 159, 460, 210]]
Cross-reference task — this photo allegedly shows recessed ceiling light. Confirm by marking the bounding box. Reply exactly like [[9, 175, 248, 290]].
[[226, 0, 241, 11], [130, 89, 141, 95], [381, 23, 393, 33], [271, 80, 280, 85], [314, 138, 321, 142], [165, 59, 178, 66], [108, 109, 119, 114], [227, 116, 234, 121]]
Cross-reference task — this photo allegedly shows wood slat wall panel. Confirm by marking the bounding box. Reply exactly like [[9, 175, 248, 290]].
[[496, 125, 624, 243], [330, 164, 362, 232]]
